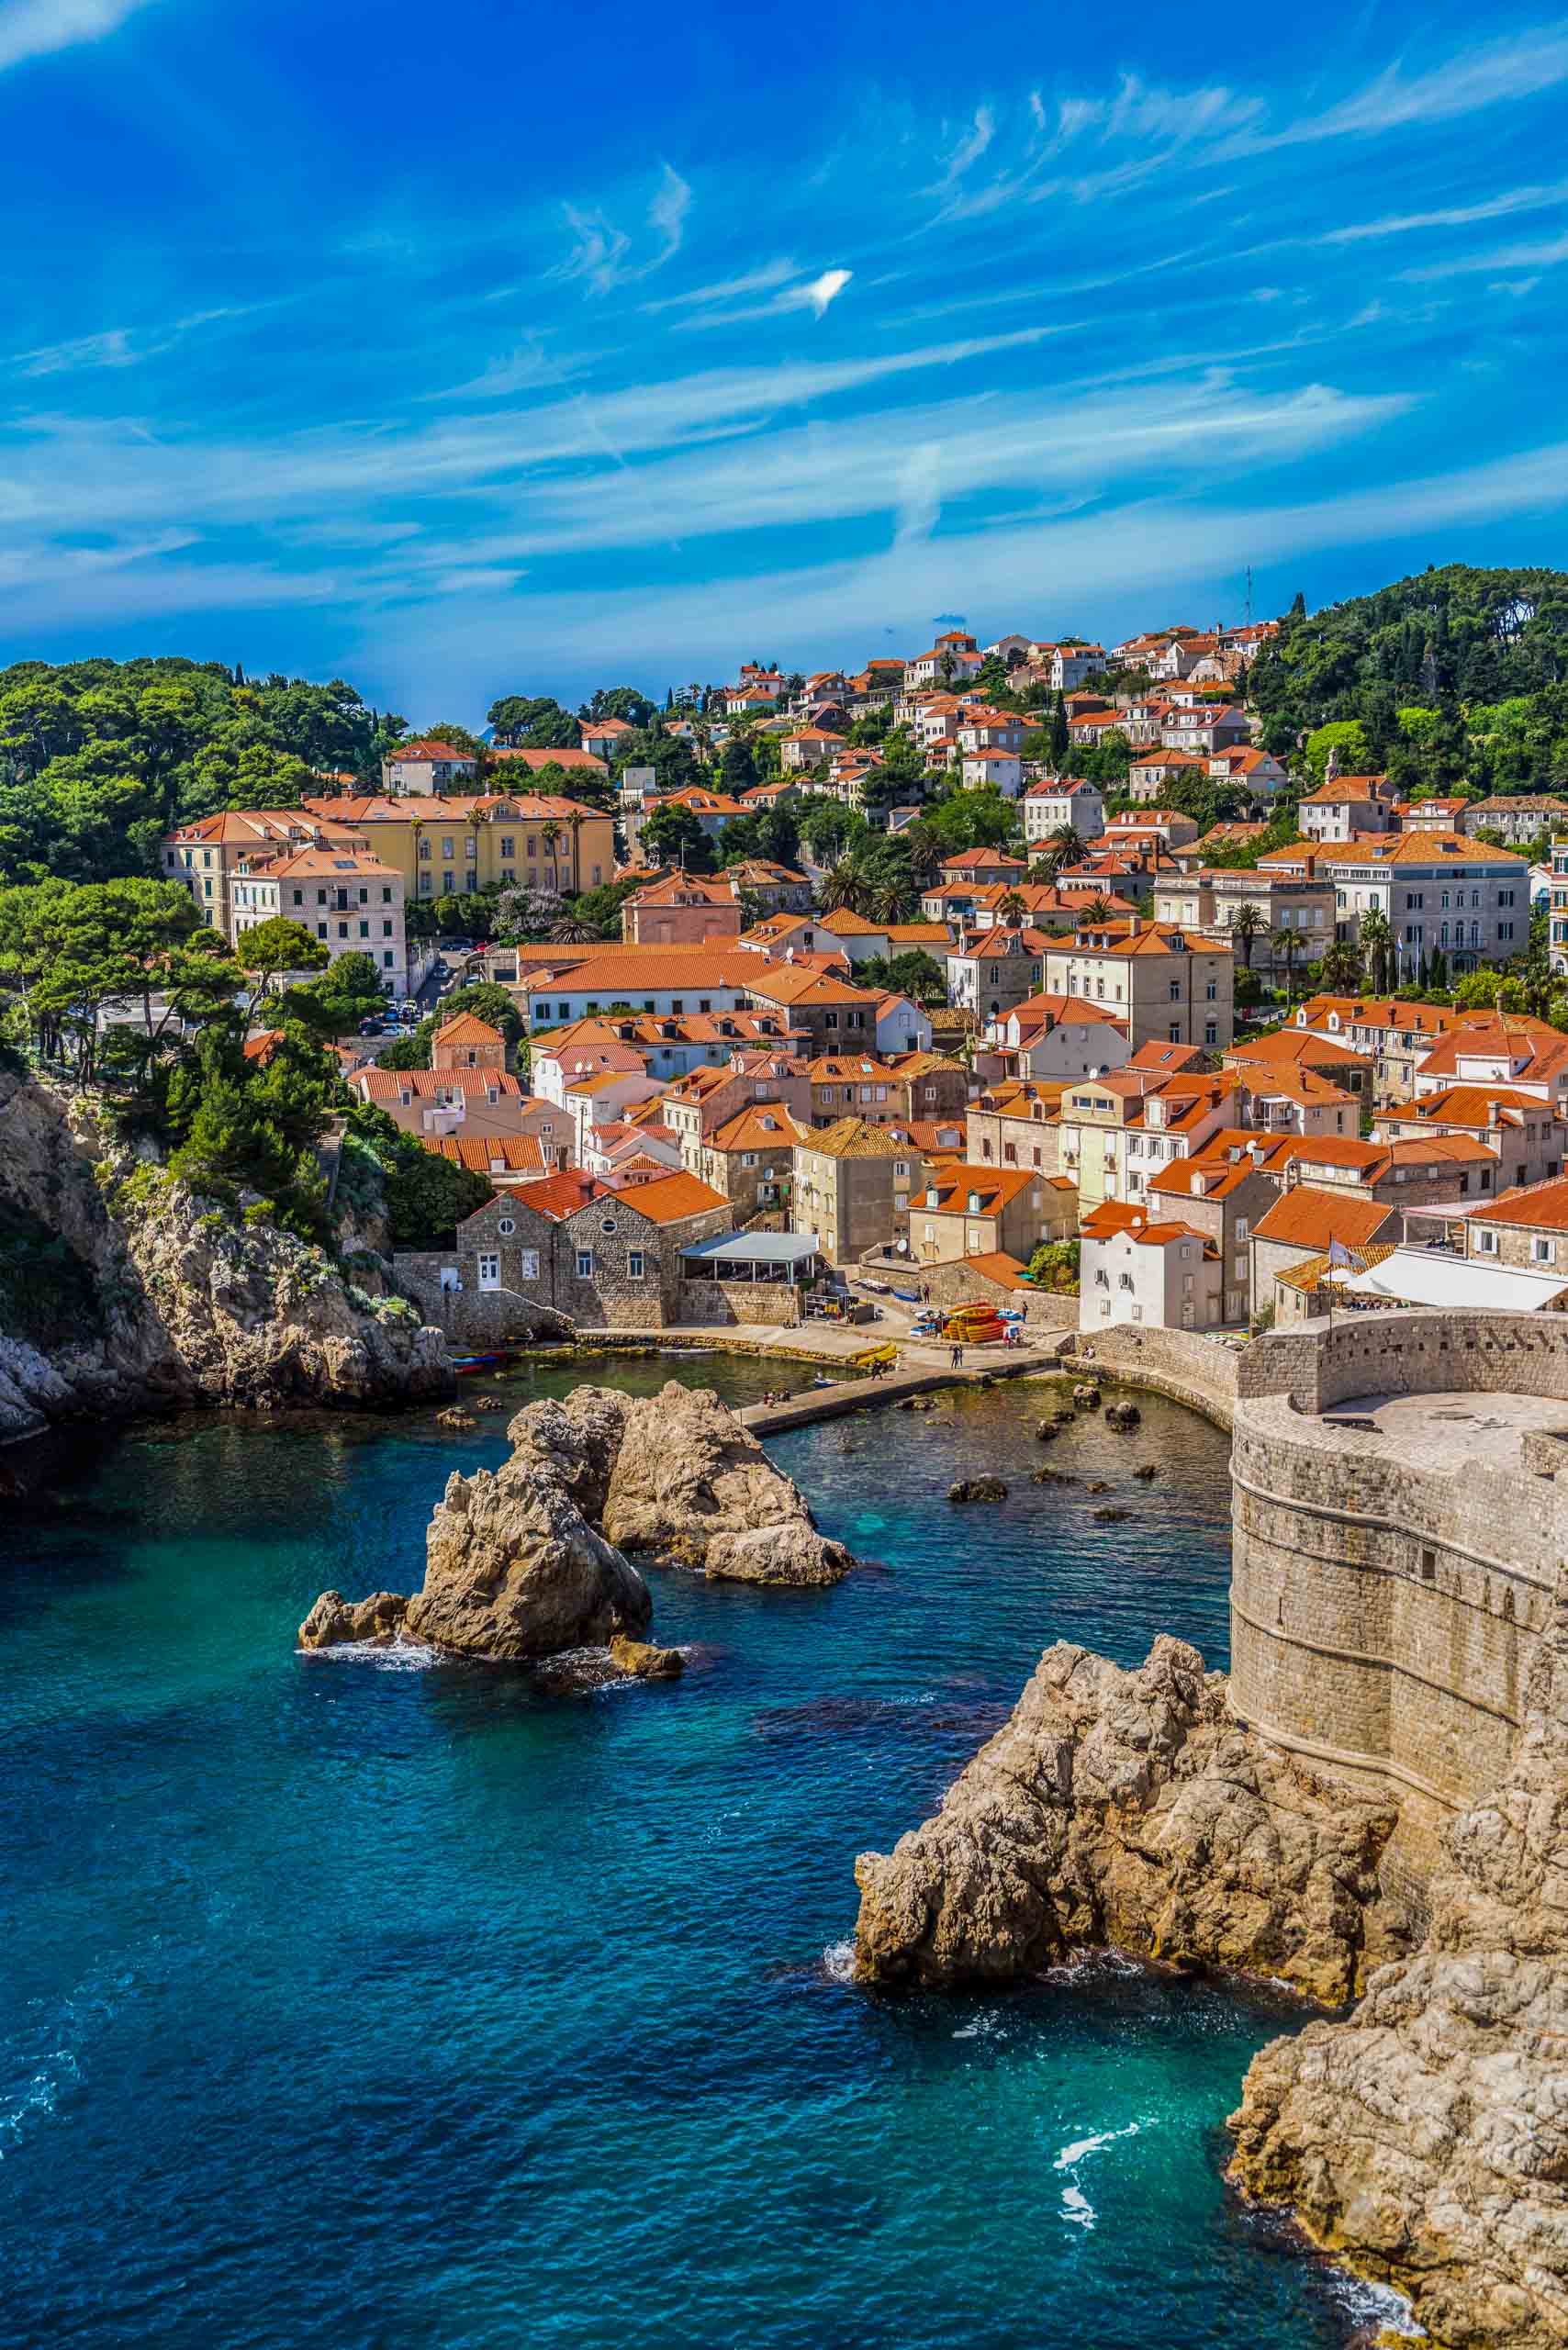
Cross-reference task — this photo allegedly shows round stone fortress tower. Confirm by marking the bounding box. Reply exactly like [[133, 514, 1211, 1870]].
[[1229, 1309, 1568, 1886]]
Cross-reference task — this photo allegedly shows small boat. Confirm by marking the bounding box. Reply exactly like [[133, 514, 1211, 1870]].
[[891, 1287, 922, 1303], [450, 1350, 510, 1374], [811, 1372, 836, 1388]]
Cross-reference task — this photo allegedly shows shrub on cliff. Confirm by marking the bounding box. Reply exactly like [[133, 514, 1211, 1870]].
[[339, 1100, 491, 1250]]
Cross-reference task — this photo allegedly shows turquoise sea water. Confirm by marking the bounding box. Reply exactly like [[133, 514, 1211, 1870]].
[[0, 1357, 1391, 2349]]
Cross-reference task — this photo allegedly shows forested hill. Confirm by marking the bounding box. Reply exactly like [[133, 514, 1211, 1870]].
[[0, 657, 401, 887], [1248, 565, 1568, 794]]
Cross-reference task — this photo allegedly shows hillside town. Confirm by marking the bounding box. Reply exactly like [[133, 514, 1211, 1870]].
[[132, 602, 1568, 1350]]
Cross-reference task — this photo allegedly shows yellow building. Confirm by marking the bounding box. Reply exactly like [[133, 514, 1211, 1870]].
[[299, 792, 615, 905]]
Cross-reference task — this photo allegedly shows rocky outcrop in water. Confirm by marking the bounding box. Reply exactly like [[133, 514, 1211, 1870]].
[[297, 1589, 410, 1647], [297, 1382, 852, 1662], [1228, 1595, 1568, 2349], [853, 1635, 1407, 2004], [0, 1069, 449, 1439], [601, 1381, 853, 1586]]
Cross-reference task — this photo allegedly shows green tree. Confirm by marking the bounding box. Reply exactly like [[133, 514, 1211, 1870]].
[[486, 696, 578, 749], [235, 918, 329, 1021], [641, 801, 716, 872]]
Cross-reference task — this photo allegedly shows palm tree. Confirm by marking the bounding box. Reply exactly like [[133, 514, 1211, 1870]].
[[823, 855, 873, 915], [1271, 924, 1302, 1007], [1049, 822, 1084, 863], [995, 889, 1027, 930], [1081, 893, 1114, 923], [1358, 909, 1393, 994], [1228, 901, 1263, 971], [868, 876, 913, 925], [549, 909, 600, 945], [540, 818, 564, 882], [1319, 940, 1364, 993]]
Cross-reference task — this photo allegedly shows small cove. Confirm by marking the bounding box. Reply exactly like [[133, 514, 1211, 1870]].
[[0, 1353, 1389, 2348]]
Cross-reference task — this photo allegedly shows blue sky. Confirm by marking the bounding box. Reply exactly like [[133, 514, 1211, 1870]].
[[5, 0, 1568, 719]]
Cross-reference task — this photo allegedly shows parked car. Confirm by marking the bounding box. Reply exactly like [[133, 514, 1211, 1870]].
[[357, 1017, 385, 1036]]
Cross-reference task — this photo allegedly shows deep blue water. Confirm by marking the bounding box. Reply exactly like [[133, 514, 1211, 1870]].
[[0, 1356, 1394, 2349]]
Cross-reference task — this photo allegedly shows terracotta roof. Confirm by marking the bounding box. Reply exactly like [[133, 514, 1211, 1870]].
[[1466, 1174, 1568, 1232], [356, 1069, 523, 1101], [1249, 1186, 1400, 1251], [507, 1170, 611, 1221], [953, 1251, 1033, 1290], [1390, 1084, 1545, 1128], [799, 1116, 911, 1160], [433, 1012, 505, 1046], [431, 1134, 546, 1175], [388, 739, 476, 761], [521, 948, 758, 995], [1227, 1029, 1372, 1072], [1274, 1242, 1401, 1293], [487, 746, 608, 772], [1324, 830, 1526, 867], [807, 1054, 900, 1081], [707, 1103, 807, 1151], [923, 1166, 1042, 1212], [609, 1169, 728, 1224]]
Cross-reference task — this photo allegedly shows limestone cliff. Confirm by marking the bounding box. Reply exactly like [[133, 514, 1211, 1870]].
[[853, 1636, 1408, 2005], [0, 1068, 450, 1440]]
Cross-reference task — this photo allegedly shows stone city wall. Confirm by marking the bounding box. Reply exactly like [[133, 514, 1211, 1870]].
[[1230, 1310, 1568, 1888]]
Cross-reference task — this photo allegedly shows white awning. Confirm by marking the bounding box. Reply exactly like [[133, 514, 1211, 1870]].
[[1341, 1246, 1568, 1314]]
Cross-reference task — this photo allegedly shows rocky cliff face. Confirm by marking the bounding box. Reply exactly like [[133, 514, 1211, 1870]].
[[851, 1545, 1568, 2347], [0, 1069, 449, 1440], [298, 1382, 854, 1665], [1228, 1593, 1568, 2350], [853, 1636, 1408, 2004]]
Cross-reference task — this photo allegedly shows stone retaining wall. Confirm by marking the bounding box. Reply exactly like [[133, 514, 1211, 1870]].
[[1055, 1322, 1241, 1430], [672, 1280, 801, 1327]]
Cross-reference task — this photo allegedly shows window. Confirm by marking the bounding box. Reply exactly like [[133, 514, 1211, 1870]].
[[359, 921, 370, 938], [500, 836, 515, 857], [1205, 980, 1217, 1000], [383, 951, 394, 968], [1169, 981, 1181, 1001], [1476, 1227, 1499, 1255], [627, 1249, 645, 1280], [1169, 1023, 1182, 1042], [477, 1253, 500, 1292], [520, 1249, 540, 1281], [576, 1248, 594, 1278], [498, 1215, 516, 1237], [442, 838, 454, 860], [419, 839, 431, 859], [1534, 1237, 1554, 1265]]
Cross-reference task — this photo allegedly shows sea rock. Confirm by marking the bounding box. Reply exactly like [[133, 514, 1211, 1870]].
[[1133, 1463, 1159, 1482], [436, 1406, 476, 1430], [601, 1381, 852, 1585], [949, 1477, 1007, 1503], [1073, 1383, 1102, 1408], [297, 1589, 409, 1648], [853, 1635, 1406, 2002], [609, 1633, 685, 1681], [474, 1393, 507, 1412], [1092, 1505, 1130, 1524], [506, 1388, 628, 1524], [1034, 1419, 1059, 1443], [1104, 1400, 1141, 1428], [1030, 1467, 1074, 1485], [405, 1460, 652, 1660]]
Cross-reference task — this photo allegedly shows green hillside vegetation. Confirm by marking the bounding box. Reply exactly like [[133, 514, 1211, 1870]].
[[1248, 565, 1568, 796], [0, 657, 405, 888]]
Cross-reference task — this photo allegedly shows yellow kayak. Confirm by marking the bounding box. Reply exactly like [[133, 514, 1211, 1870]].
[[852, 1342, 899, 1371]]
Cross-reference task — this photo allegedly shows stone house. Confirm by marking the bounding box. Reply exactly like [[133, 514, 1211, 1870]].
[[1079, 1203, 1224, 1334], [1322, 834, 1529, 979], [696, 1102, 807, 1218], [350, 1066, 568, 1161], [431, 1013, 507, 1072], [738, 963, 882, 1055], [1374, 1085, 1563, 1194], [946, 926, 1049, 1022], [1146, 1136, 1287, 1326], [621, 875, 744, 948], [910, 1166, 1074, 1266], [980, 995, 1132, 1083], [660, 1055, 813, 1168], [880, 1051, 970, 1122], [1466, 1175, 1568, 1278], [1248, 1184, 1402, 1322], [802, 1054, 904, 1126], [790, 1118, 916, 1264], [395, 1169, 732, 1334], [968, 1080, 1064, 1180]]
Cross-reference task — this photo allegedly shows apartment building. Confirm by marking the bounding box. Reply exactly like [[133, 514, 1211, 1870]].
[[1021, 778, 1105, 845], [301, 791, 615, 903], [791, 1119, 917, 1263], [693, 1102, 809, 1219], [1297, 775, 1397, 841], [1151, 869, 1335, 980], [1079, 1203, 1223, 1335], [230, 845, 409, 993], [1323, 833, 1529, 976], [622, 874, 744, 947], [380, 738, 479, 794], [1040, 921, 1236, 1050], [911, 1166, 1074, 1266], [162, 807, 370, 935], [1053, 1068, 1238, 1209]]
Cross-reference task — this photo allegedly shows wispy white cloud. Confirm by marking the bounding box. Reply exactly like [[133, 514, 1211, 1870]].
[[1322, 180, 1568, 243], [13, 302, 272, 376], [1403, 230, 1568, 280], [675, 265, 852, 330], [1224, 24, 1568, 154], [554, 162, 692, 296], [641, 259, 799, 314], [932, 106, 995, 189], [0, 0, 151, 73]]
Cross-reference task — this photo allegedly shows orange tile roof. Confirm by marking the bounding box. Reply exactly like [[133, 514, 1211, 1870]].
[[487, 745, 609, 773], [433, 1012, 505, 1046], [1468, 1174, 1568, 1231], [799, 1115, 912, 1160], [432, 1135, 546, 1174], [1250, 1185, 1400, 1251], [1390, 1083, 1545, 1128], [707, 1103, 807, 1150], [508, 1171, 611, 1220], [1227, 1029, 1372, 1072], [923, 1166, 1042, 1212], [615, 1169, 729, 1224]]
